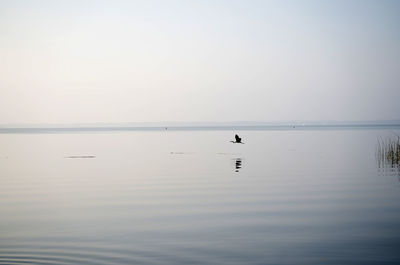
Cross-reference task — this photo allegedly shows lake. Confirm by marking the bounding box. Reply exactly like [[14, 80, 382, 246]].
[[1, 128, 400, 264]]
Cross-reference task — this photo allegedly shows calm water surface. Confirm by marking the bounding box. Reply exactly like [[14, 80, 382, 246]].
[[1, 129, 400, 264]]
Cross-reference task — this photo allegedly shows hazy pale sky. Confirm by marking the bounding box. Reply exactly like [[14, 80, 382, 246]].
[[0, 0, 399, 124]]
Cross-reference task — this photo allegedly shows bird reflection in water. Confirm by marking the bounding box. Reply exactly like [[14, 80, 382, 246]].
[[235, 158, 242, 172]]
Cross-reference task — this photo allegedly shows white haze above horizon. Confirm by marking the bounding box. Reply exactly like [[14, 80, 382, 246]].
[[1, 0, 399, 124]]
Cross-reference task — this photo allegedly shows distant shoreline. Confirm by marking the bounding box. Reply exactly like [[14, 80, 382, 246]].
[[1, 124, 400, 134]]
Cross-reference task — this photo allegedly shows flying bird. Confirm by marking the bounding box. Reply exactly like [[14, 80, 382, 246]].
[[231, 134, 244, 144]]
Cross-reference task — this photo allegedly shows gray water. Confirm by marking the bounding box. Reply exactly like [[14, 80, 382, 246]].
[[1, 129, 400, 264]]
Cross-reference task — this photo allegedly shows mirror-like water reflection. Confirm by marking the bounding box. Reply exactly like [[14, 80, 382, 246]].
[[1, 129, 400, 264], [234, 158, 242, 172]]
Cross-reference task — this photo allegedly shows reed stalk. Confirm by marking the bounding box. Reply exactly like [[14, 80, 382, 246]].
[[376, 135, 400, 167]]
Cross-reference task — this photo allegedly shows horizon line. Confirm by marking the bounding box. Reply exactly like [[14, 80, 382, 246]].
[[1, 119, 400, 127], [1, 121, 400, 133]]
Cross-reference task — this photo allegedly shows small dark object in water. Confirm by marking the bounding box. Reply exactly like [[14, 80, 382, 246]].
[[230, 134, 244, 144]]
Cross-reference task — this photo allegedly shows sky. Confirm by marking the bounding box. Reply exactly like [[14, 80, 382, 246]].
[[0, 0, 399, 124]]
